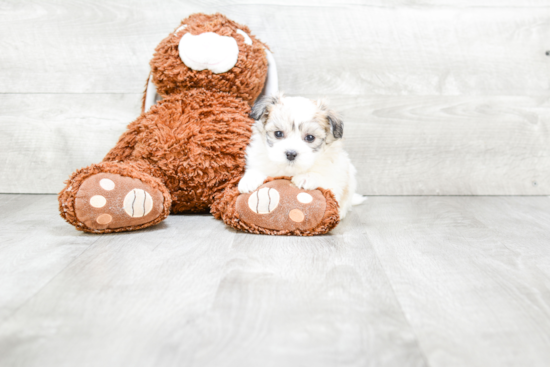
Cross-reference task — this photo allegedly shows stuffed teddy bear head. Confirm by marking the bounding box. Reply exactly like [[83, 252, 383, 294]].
[[150, 13, 269, 105]]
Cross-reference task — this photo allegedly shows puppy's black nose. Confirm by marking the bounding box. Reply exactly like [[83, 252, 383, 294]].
[[286, 150, 298, 161]]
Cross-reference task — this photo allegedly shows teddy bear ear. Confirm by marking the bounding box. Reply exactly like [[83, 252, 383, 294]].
[[142, 73, 162, 114], [254, 48, 279, 104]]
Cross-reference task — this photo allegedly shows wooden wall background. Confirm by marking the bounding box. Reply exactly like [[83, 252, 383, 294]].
[[1, 0, 549, 195]]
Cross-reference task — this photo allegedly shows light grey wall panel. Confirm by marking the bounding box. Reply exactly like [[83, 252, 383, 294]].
[[0, 0, 549, 194], [0, 94, 139, 193], [339, 95, 550, 195], [1, 1, 548, 95], [1, 94, 548, 194]]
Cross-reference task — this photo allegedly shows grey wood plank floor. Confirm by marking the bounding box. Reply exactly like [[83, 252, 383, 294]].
[[0, 194, 549, 367]]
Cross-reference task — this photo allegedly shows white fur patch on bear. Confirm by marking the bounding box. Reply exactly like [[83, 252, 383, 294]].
[[123, 189, 153, 218], [179, 32, 239, 74], [248, 187, 280, 214], [99, 178, 115, 191], [90, 195, 106, 208], [297, 192, 313, 204]]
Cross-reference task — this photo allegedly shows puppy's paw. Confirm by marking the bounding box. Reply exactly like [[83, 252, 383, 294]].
[[238, 171, 268, 193], [292, 173, 323, 191]]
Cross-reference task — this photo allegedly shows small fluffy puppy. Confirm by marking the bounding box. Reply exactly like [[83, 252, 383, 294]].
[[238, 93, 365, 219]]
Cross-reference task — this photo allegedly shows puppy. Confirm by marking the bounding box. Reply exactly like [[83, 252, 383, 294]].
[[238, 93, 365, 219]]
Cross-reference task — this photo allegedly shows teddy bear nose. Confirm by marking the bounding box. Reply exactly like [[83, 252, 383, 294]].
[[179, 32, 239, 74]]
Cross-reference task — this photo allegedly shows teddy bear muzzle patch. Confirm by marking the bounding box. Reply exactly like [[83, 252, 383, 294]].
[[179, 32, 239, 74]]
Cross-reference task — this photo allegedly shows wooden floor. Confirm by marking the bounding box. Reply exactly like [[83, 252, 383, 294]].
[[1, 194, 549, 367]]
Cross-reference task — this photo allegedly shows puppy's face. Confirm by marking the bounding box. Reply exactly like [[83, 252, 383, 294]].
[[251, 94, 343, 171]]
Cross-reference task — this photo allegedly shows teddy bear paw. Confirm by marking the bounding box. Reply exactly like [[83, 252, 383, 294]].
[[235, 179, 330, 233], [73, 173, 165, 231]]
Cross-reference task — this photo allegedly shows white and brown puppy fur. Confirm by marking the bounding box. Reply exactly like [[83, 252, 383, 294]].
[[238, 93, 365, 219]]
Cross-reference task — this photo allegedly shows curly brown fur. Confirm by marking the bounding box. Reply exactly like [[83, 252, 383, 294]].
[[103, 89, 253, 214], [150, 13, 268, 106], [211, 177, 340, 236]]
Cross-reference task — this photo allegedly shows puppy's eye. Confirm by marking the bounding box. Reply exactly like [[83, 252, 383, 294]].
[[274, 131, 284, 139], [304, 135, 315, 143]]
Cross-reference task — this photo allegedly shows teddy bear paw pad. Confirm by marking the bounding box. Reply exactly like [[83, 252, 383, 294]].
[[236, 179, 327, 232], [74, 173, 164, 230]]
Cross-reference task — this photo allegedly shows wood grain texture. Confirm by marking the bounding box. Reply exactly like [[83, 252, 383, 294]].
[[1, 0, 549, 195], [456, 196, 550, 279], [364, 196, 550, 367], [0, 195, 96, 324], [1, 194, 550, 366], [187, 218, 426, 367], [338, 95, 550, 195], [1, 94, 548, 194], [0, 194, 426, 367], [0, 94, 140, 193], [0, 1, 548, 95]]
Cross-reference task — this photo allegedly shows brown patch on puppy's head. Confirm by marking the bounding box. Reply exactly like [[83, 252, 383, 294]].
[[250, 93, 281, 122], [150, 13, 269, 105], [313, 100, 344, 143]]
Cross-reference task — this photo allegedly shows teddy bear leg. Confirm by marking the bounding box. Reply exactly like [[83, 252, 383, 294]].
[[211, 177, 340, 236], [59, 161, 171, 233]]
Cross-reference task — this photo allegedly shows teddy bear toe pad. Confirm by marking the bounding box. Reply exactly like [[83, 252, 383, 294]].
[[74, 173, 164, 231], [236, 179, 327, 231]]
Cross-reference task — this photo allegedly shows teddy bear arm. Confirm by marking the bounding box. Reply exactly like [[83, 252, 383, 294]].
[[102, 103, 171, 164]]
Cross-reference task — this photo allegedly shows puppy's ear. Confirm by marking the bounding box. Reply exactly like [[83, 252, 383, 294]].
[[327, 110, 343, 139], [250, 93, 282, 121], [317, 100, 343, 139]]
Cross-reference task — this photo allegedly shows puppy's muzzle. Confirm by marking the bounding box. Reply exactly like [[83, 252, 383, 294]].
[[285, 150, 298, 161]]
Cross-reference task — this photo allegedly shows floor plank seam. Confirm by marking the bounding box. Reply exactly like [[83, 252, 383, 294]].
[[359, 228, 434, 367]]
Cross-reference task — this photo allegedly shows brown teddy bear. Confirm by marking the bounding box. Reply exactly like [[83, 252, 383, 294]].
[[58, 13, 340, 236]]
